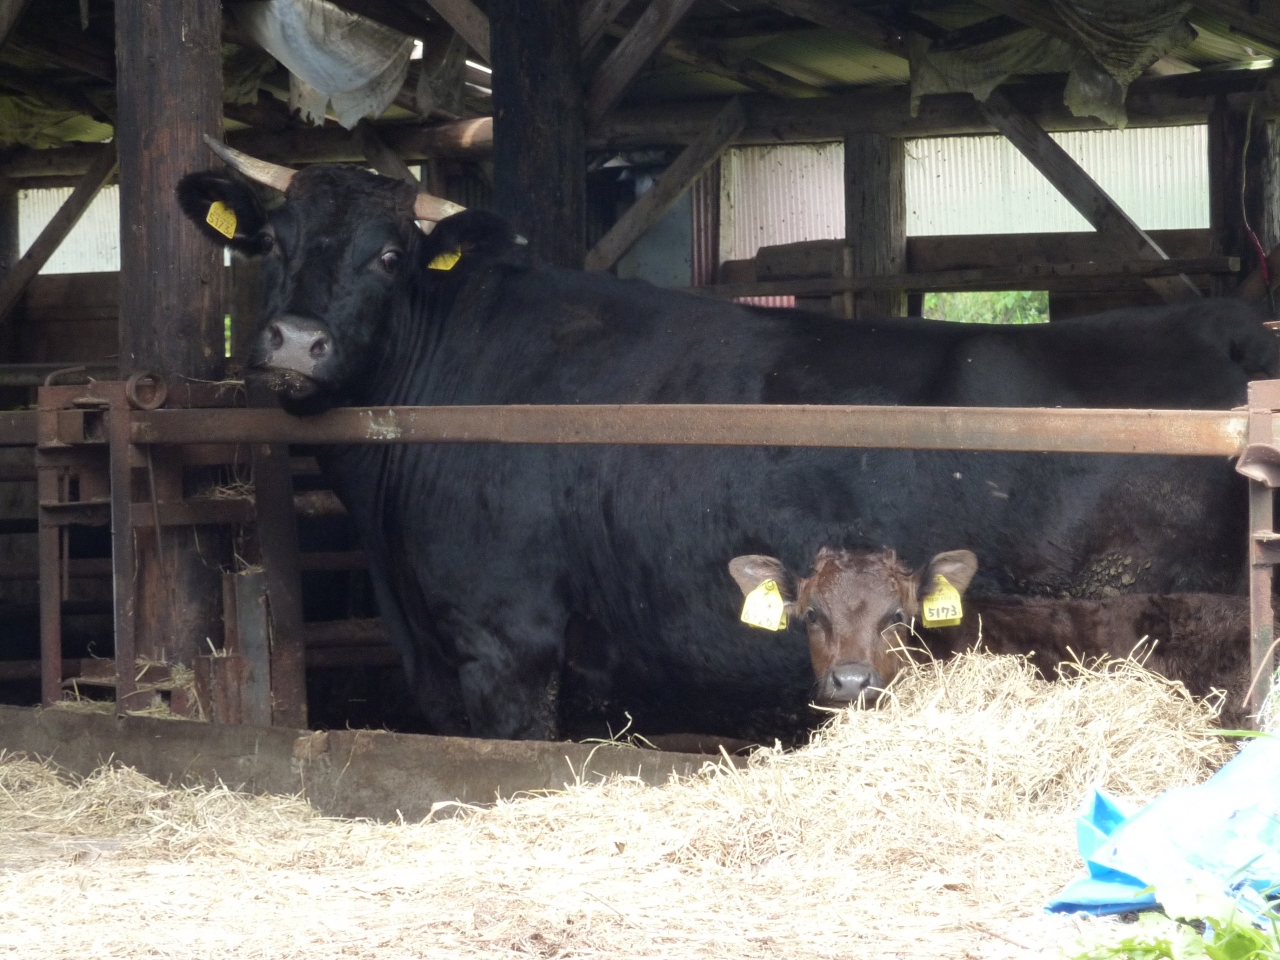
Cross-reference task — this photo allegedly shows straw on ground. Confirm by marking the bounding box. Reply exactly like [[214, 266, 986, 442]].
[[0, 652, 1234, 959]]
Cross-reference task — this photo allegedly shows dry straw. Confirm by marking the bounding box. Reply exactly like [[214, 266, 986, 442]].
[[0, 652, 1234, 960]]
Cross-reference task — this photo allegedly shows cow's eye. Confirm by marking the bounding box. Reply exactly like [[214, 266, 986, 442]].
[[257, 233, 274, 254], [803, 608, 818, 625], [379, 249, 402, 273], [891, 608, 907, 625]]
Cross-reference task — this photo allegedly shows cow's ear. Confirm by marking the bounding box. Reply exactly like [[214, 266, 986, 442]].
[[918, 550, 978, 599], [729, 555, 796, 603], [420, 209, 517, 271], [176, 172, 271, 255]]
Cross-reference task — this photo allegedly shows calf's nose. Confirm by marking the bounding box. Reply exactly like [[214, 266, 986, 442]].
[[256, 317, 332, 377], [818, 663, 884, 706]]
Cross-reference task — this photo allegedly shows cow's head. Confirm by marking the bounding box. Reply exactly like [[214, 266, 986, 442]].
[[729, 547, 977, 706], [176, 138, 515, 413]]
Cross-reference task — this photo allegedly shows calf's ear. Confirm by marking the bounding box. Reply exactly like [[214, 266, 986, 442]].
[[421, 209, 518, 270], [176, 172, 270, 255], [729, 555, 795, 601], [920, 550, 978, 596]]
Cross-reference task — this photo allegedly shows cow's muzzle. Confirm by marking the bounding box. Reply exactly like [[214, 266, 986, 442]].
[[816, 662, 884, 707], [250, 316, 332, 398]]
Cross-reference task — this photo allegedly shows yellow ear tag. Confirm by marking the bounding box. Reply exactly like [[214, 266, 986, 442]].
[[428, 247, 462, 271], [205, 200, 237, 239], [921, 575, 963, 628], [740, 579, 788, 631]]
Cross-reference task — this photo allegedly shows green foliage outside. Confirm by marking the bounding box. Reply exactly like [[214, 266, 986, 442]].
[[1070, 878, 1279, 960], [922, 290, 1049, 324]]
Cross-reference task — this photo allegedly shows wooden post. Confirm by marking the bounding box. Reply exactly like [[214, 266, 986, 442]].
[[1209, 96, 1280, 297], [491, 0, 585, 268], [115, 0, 228, 668], [844, 132, 906, 318]]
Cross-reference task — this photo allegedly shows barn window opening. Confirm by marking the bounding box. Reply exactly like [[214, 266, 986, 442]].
[[710, 125, 1208, 321], [922, 291, 1049, 325]]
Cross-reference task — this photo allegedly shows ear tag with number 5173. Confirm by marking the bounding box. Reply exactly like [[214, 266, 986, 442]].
[[921, 575, 963, 627], [741, 579, 788, 631], [206, 200, 237, 239]]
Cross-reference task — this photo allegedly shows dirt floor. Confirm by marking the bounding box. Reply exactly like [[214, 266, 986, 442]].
[[0, 652, 1236, 959]]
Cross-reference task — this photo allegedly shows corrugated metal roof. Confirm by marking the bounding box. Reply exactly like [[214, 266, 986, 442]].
[[19, 184, 119, 273]]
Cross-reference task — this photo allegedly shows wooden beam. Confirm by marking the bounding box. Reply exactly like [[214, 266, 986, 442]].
[[756, 0, 906, 57], [970, 0, 1074, 44], [354, 119, 420, 184], [581, 0, 631, 53], [1191, 1, 1280, 53], [692, 256, 1242, 299], [586, 97, 744, 273], [422, 0, 490, 63], [977, 87, 1200, 303], [586, 0, 698, 126], [0, 143, 114, 331], [659, 36, 828, 98], [0, 0, 31, 46], [324, 0, 441, 43], [9, 68, 1280, 183]]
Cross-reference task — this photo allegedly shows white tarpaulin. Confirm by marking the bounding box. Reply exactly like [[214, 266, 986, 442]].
[[910, 0, 1195, 128], [234, 0, 413, 129]]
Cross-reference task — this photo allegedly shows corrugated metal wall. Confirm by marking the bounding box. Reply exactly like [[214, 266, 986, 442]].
[[19, 184, 120, 273], [719, 142, 844, 265], [906, 125, 1209, 235], [717, 125, 1210, 261]]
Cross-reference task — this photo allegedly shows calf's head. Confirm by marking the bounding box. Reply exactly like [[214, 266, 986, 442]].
[[176, 139, 514, 413], [729, 547, 977, 706]]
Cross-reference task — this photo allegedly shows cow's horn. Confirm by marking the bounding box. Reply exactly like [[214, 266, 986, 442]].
[[413, 192, 467, 222], [202, 134, 295, 192]]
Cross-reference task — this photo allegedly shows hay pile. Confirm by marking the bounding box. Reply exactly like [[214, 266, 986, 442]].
[[0, 653, 1233, 960]]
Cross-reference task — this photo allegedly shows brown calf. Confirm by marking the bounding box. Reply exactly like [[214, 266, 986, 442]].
[[729, 547, 1251, 725]]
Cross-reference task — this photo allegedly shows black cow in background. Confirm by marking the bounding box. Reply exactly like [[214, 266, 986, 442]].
[[178, 156, 1277, 741]]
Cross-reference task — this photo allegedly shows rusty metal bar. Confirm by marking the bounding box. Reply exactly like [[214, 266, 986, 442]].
[[131, 405, 1249, 457], [1249, 483, 1275, 718]]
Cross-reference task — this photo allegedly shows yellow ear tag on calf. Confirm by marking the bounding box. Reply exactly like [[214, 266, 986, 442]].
[[921, 575, 963, 628], [740, 579, 788, 631], [428, 247, 462, 271], [205, 200, 237, 239]]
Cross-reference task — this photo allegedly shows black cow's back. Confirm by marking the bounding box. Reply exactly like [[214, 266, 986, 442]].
[[326, 259, 1270, 739]]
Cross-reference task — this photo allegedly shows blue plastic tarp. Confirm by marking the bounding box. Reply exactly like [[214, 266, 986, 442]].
[[1047, 735, 1280, 917]]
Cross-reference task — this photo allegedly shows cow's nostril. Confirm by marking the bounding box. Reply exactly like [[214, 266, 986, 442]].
[[310, 337, 330, 359], [268, 324, 284, 350]]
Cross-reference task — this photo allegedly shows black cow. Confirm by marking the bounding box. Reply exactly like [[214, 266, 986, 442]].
[[178, 160, 1276, 740]]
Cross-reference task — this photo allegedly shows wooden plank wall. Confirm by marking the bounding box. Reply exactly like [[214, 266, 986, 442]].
[[745, 229, 1213, 319], [11, 230, 1218, 365]]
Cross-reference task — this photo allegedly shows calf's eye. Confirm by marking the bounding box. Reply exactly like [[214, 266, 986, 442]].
[[380, 250, 401, 273], [803, 608, 818, 625]]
